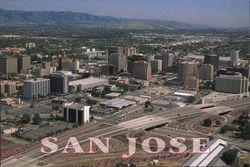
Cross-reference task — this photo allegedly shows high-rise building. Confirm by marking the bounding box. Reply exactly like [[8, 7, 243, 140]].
[[58, 55, 71, 71], [23, 78, 50, 99], [132, 61, 151, 81], [178, 61, 199, 83], [117, 47, 136, 57], [68, 59, 80, 72], [151, 59, 162, 73], [215, 75, 249, 94], [230, 50, 240, 67], [128, 55, 152, 81], [183, 78, 200, 91], [47, 73, 69, 94], [204, 55, 219, 71], [17, 55, 31, 73], [162, 54, 174, 71], [63, 103, 90, 123], [0, 57, 18, 74], [108, 53, 127, 73], [198, 64, 214, 80]]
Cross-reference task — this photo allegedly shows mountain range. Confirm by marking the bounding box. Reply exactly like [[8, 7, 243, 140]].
[[0, 8, 198, 30]]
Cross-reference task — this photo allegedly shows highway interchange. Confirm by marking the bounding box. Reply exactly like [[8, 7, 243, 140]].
[[1, 96, 250, 167]]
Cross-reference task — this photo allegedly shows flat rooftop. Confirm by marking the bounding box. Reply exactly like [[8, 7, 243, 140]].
[[69, 77, 108, 86]]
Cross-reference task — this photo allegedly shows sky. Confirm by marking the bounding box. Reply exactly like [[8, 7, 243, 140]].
[[0, 0, 249, 27]]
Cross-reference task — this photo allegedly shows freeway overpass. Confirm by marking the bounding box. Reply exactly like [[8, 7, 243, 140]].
[[2, 100, 250, 167]]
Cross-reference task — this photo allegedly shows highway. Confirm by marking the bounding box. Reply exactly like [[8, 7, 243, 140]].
[[1, 98, 250, 167]]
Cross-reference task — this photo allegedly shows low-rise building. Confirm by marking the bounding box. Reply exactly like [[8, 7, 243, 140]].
[[100, 98, 136, 109], [69, 77, 109, 92]]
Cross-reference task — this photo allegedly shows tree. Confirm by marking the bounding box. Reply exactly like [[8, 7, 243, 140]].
[[21, 114, 31, 124], [221, 149, 239, 165], [220, 125, 234, 134], [33, 113, 42, 125], [203, 118, 212, 127], [0, 93, 4, 99], [145, 101, 151, 108]]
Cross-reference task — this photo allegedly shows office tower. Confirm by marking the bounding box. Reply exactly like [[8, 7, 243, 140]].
[[47, 73, 69, 94], [68, 59, 80, 72], [132, 61, 152, 81], [108, 53, 127, 73], [198, 64, 214, 80], [58, 54, 71, 71], [0, 57, 18, 74], [151, 59, 162, 73], [23, 78, 50, 99], [178, 61, 199, 83], [215, 75, 249, 94], [17, 55, 31, 72], [63, 103, 90, 123], [204, 55, 219, 71], [162, 54, 174, 71], [183, 78, 200, 91], [0, 81, 17, 96], [230, 50, 240, 67]]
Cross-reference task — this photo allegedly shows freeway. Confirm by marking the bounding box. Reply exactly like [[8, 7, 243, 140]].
[[2, 99, 250, 167]]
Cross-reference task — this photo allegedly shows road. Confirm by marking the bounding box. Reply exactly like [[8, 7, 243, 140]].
[[2, 98, 250, 167]]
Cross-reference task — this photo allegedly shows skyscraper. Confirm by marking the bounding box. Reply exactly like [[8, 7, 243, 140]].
[[0, 57, 18, 74], [17, 55, 31, 73], [108, 53, 127, 73], [198, 64, 214, 80], [151, 59, 162, 73], [178, 61, 199, 83], [162, 54, 174, 71], [204, 55, 219, 71], [132, 61, 152, 81], [230, 50, 240, 67], [58, 54, 71, 71]]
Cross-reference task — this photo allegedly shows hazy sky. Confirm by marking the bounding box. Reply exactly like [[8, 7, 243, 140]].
[[0, 0, 249, 27]]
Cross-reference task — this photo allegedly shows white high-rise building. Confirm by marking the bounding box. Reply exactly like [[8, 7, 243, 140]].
[[23, 78, 50, 99], [63, 103, 90, 123], [230, 50, 240, 67]]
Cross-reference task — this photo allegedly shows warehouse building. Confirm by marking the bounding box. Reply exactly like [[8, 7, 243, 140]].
[[69, 77, 108, 92]]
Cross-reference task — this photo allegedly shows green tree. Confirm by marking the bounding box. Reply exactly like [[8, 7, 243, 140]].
[[21, 114, 31, 124], [33, 113, 42, 125], [221, 149, 239, 165], [0, 93, 4, 99], [203, 118, 212, 127], [145, 101, 151, 108]]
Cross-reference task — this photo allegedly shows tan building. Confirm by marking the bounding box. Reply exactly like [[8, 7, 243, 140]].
[[0, 80, 17, 96], [178, 61, 199, 83], [17, 55, 31, 72], [198, 64, 214, 80], [0, 57, 18, 74], [183, 77, 200, 91], [132, 61, 151, 81], [58, 55, 71, 71], [108, 53, 127, 73]]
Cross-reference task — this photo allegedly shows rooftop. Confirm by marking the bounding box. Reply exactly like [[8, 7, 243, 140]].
[[69, 77, 108, 86]]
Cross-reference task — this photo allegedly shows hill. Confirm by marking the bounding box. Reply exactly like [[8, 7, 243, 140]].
[[0, 8, 196, 30]]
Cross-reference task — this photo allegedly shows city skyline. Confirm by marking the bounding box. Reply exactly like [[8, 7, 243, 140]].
[[0, 0, 249, 27]]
